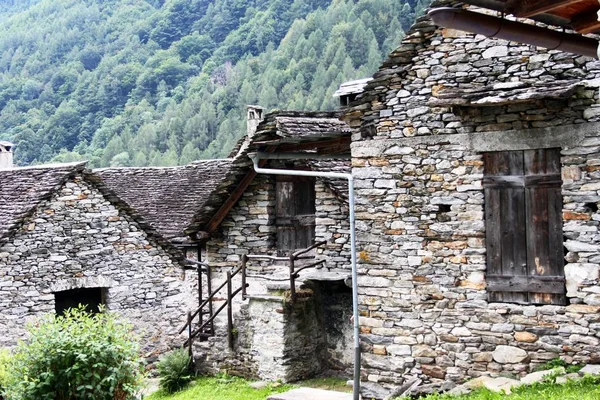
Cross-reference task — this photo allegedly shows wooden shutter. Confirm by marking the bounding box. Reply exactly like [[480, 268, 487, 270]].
[[276, 176, 316, 255], [484, 149, 565, 305]]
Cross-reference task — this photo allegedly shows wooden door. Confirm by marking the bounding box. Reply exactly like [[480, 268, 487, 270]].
[[483, 149, 565, 305]]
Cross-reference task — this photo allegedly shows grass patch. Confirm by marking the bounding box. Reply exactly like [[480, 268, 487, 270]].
[[146, 374, 352, 400], [421, 375, 600, 400], [146, 375, 294, 400]]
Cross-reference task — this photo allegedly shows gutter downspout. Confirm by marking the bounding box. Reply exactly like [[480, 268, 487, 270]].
[[249, 152, 361, 400]]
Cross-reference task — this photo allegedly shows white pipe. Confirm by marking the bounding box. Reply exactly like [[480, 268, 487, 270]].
[[249, 153, 361, 400]]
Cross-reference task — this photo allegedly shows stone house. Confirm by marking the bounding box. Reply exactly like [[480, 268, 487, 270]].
[[0, 161, 195, 358], [87, 110, 357, 382], [342, 0, 600, 397]]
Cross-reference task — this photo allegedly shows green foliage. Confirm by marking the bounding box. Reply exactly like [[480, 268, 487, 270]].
[[147, 375, 295, 400], [157, 348, 193, 394], [0, 0, 428, 167], [417, 375, 600, 400], [0, 348, 11, 397], [4, 306, 144, 400], [535, 358, 583, 374]]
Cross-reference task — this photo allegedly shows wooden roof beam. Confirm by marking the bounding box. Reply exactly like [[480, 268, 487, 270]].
[[571, 12, 600, 34], [515, 0, 579, 18], [202, 146, 276, 234]]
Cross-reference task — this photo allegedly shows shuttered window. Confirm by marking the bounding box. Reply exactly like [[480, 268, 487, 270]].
[[483, 149, 565, 305], [276, 176, 315, 255]]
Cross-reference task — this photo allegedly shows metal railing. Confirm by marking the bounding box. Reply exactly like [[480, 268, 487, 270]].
[[179, 260, 248, 354], [179, 241, 327, 357]]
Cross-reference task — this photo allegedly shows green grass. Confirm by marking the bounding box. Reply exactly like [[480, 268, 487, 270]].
[[421, 376, 600, 400], [146, 375, 293, 400], [146, 375, 352, 400]]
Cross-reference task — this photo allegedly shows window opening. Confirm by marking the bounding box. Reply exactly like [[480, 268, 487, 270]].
[[54, 287, 106, 316]]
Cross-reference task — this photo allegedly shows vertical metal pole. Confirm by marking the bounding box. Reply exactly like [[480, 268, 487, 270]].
[[241, 254, 248, 300], [207, 257, 214, 335], [348, 177, 360, 400], [187, 311, 193, 357], [226, 271, 234, 350], [197, 246, 203, 327], [289, 253, 296, 304]]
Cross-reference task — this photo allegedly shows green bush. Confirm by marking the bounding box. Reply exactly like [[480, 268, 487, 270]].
[[0, 348, 11, 399], [4, 306, 144, 400], [157, 348, 193, 394]]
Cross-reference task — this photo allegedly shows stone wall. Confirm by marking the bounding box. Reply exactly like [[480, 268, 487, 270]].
[[0, 175, 193, 358], [345, 7, 600, 399], [194, 294, 326, 382], [197, 169, 353, 379]]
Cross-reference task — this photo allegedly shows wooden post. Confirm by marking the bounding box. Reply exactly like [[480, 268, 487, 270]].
[[289, 253, 296, 304], [241, 255, 248, 300], [226, 271, 234, 350], [187, 311, 193, 357]]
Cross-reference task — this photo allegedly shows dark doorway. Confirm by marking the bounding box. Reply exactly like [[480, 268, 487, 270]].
[[54, 287, 106, 316], [311, 280, 353, 376]]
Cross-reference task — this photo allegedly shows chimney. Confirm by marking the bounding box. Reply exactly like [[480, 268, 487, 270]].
[[333, 78, 372, 108], [0, 141, 13, 169], [247, 105, 265, 137]]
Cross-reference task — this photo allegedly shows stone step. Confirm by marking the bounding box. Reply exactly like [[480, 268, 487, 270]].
[[267, 388, 353, 400]]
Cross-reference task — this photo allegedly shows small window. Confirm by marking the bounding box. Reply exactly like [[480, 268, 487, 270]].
[[54, 287, 106, 316], [483, 148, 565, 305], [276, 176, 316, 255]]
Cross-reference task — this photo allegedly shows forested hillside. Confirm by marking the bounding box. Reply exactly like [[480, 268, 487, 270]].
[[0, 0, 427, 167]]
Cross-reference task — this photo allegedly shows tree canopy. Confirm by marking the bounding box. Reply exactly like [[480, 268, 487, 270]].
[[0, 0, 428, 167]]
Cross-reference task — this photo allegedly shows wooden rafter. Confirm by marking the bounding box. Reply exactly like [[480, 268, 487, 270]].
[[254, 136, 352, 154], [202, 146, 276, 234], [572, 12, 600, 34], [514, 0, 577, 18]]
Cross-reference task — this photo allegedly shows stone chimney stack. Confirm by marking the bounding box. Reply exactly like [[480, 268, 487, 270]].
[[0, 141, 14, 169], [247, 105, 265, 137]]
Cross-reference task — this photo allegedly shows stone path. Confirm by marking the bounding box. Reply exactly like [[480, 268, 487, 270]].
[[140, 378, 160, 398], [267, 387, 353, 400]]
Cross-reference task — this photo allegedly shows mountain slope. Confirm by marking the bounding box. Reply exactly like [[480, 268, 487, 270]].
[[0, 0, 427, 167]]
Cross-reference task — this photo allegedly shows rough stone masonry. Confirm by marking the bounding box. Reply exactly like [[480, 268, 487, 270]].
[[0, 172, 193, 357], [344, 2, 600, 398]]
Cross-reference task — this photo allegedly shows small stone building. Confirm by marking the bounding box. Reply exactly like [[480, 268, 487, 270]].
[[90, 110, 356, 381], [0, 162, 193, 357], [343, 1, 600, 397]]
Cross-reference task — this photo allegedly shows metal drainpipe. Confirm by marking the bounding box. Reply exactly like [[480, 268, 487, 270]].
[[249, 152, 361, 400]]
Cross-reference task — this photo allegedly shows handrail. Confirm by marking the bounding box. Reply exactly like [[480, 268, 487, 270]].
[[184, 285, 246, 347], [181, 241, 328, 355], [292, 259, 326, 278], [179, 263, 245, 334], [293, 240, 327, 258], [289, 241, 328, 303]]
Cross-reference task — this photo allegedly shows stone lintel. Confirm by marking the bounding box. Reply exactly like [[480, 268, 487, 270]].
[[50, 276, 116, 293], [351, 122, 600, 156]]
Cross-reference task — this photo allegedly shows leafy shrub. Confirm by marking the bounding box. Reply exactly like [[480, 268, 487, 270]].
[[0, 348, 11, 399], [157, 348, 193, 393], [536, 358, 583, 374], [4, 306, 144, 400]]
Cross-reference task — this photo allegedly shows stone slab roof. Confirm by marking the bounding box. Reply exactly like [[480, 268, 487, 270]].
[[0, 162, 86, 244], [429, 79, 597, 107], [91, 159, 234, 243], [187, 111, 353, 235], [333, 78, 373, 98]]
